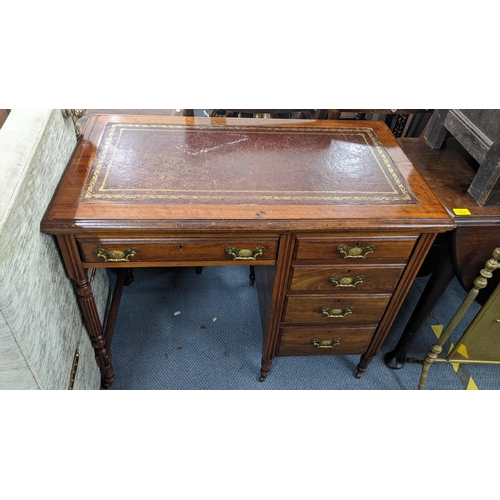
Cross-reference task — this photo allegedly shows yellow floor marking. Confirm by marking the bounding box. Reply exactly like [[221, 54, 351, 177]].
[[467, 378, 478, 390], [448, 343, 469, 372], [431, 324, 443, 339], [430, 325, 478, 390]]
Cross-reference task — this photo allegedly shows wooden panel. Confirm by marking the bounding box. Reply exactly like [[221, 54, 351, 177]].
[[454, 225, 500, 295], [397, 137, 500, 220], [444, 110, 492, 164], [77, 238, 278, 265], [294, 236, 417, 261], [260, 233, 296, 374], [278, 326, 375, 356], [424, 110, 500, 206], [283, 294, 391, 324], [468, 139, 500, 206], [290, 263, 406, 292], [457, 110, 500, 143]]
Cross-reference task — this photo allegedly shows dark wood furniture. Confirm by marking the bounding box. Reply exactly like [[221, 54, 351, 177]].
[[332, 110, 433, 138], [41, 115, 454, 388], [384, 137, 500, 369], [183, 110, 332, 119], [183, 109, 433, 138], [425, 109, 500, 206]]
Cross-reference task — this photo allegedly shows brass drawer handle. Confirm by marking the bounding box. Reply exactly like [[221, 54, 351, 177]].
[[312, 338, 341, 349], [320, 306, 353, 318], [225, 245, 265, 261], [95, 247, 138, 262], [337, 244, 375, 259], [329, 274, 365, 288]]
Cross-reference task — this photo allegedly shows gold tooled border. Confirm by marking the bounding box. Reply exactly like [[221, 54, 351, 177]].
[[84, 123, 417, 203]]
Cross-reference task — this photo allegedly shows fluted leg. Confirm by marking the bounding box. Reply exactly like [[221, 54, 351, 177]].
[[57, 236, 115, 388], [74, 277, 115, 388], [356, 355, 373, 378]]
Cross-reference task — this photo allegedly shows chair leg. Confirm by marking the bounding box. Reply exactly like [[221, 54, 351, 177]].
[[196, 266, 255, 285], [249, 265, 255, 286]]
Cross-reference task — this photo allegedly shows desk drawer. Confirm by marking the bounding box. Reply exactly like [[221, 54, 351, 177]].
[[78, 238, 278, 265], [283, 294, 391, 325], [290, 264, 405, 292], [278, 326, 375, 356], [295, 236, 418, 261]]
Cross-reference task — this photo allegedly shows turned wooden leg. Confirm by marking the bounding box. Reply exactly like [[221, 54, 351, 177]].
[[356, 355, 373, 378], [259, 359, 273, 382], [57, 236, 115, 388], [74, 276, 115, 388]]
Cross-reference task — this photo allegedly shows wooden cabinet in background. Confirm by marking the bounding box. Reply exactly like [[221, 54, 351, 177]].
[[425, 109, 500, 206]]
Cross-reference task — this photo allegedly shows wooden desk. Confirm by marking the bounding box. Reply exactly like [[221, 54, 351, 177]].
[[41, 115, 454, 388]]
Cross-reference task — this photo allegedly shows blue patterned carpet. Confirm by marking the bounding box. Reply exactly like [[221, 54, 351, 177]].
[[106, 265, 498, 390]]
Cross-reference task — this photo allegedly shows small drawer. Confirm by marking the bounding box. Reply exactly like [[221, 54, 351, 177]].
[[290, 264, 406, 292], [294, 236, 418, 261], [278, 326, 375, 356], [78, 238, 278, 265], [283, 294, 391, 325]]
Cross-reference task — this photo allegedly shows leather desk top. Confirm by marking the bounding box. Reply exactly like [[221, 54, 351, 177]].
[[41, 115, 455, 235]]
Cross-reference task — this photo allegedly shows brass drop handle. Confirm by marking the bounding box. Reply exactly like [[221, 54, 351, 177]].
[[312, 338, 341, 349], [225, 245, 265, 261], [329, 274, 365, 288], [320, 306, 353, 318], [95, 247, 138, 262], [337, 244, 375, 259]]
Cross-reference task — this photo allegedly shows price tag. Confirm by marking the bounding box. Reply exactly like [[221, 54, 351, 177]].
[[453, 208, 472, 215]]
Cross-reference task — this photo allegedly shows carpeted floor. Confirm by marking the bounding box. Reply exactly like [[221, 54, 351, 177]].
[[106, 265, 498, 390]]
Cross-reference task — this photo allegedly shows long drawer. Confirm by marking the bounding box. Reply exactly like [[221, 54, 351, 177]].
[[278, 326, 376, 356], [283, 294, 391, 325], [294, 236, 418, 261], [77, 238, 278, 265], [290, 263, 406, 292]]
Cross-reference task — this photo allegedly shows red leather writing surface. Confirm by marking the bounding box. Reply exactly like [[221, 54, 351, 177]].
[[82, 123, 418, 205]]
